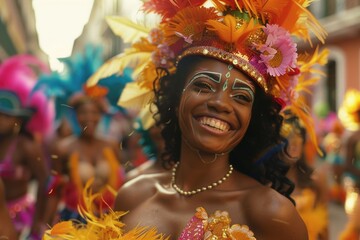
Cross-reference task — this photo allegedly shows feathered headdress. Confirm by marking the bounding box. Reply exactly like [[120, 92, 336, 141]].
[[0, 55, 54, 137], [32, 44, 131, 135], [87, 0, 329, 153]]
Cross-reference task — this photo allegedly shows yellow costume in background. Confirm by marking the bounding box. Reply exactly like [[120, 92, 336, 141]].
[[338, 90, 360, 240], [293, 189, 328, 240]]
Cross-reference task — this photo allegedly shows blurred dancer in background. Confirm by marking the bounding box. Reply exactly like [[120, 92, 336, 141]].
[[338, 89, 360, 240], [34, 45, 126, 224], [281, 109, 329, 240], [47, 85, 124, 223], [0, 55, 53, 239], [322, 118, 346, 205]]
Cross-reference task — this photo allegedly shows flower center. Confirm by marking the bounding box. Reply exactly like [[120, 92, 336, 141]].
[[269, 48, 283, 68]]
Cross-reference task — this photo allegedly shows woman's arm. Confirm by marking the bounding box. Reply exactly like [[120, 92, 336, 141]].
[[24, 138, 49, 236], [0, 179, 17, 240], [247, 187, 309, 240]]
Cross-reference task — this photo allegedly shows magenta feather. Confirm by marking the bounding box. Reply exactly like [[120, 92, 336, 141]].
[[0, 55, 54, 137]]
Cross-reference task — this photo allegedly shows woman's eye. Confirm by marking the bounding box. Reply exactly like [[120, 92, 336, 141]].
[[232, 93, 252, 103], [193, 82, 215, 92]]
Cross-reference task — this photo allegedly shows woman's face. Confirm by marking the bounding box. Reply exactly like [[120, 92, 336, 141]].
[[75, 100, 102, 136], [286, 133, 304, 160], [178, 57, 255, 154]]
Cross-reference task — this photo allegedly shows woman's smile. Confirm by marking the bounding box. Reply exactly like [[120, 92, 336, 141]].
[[197, 116, 231, 133]]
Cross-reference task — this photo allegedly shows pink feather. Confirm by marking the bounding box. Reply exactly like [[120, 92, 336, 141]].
[[0, 55, 54, 137]]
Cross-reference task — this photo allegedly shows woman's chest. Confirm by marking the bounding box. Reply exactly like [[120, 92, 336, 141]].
[[121, 192, 250, 239]]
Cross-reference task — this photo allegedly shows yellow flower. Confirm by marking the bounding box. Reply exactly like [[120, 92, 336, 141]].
[[163, 7, 219, 46]]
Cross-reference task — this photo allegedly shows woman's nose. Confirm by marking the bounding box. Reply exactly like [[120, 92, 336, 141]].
[[207, 92, 232, 113]]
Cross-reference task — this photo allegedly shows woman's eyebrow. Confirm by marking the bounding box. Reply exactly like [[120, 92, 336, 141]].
[[233, 78, 255, 93], [191, 71, 222, 83]]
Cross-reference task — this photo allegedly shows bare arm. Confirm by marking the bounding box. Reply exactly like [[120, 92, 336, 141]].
[[43, 139, 69, 225], [0, 179, 17, 240], [247, 188, 309, 240], [114, 174, 159, 212], [24, 138, 49, 235]]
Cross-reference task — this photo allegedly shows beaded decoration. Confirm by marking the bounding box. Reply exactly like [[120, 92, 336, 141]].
[[172, 162, 234, 196], [179, 207, 256, 240]]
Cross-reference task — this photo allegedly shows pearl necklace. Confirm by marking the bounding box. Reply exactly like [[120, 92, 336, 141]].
[[171, 162, 234, 196]]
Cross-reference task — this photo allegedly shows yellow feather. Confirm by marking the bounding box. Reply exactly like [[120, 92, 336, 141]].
[[299, 47, 329, 74], [87, 38, 156, 86], [118, 82, 155, 110], [120, 226, 169, 240], [292, 0, 327, 44], [87, 51, 152, 86], [207, 15, 236, 43], [106, 16, 150, 43], [207, 15, 261, 44]]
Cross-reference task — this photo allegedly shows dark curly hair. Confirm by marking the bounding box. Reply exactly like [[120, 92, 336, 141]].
[[153, 56, 295, 203]]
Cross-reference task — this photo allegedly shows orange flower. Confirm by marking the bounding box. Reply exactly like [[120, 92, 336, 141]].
[[163, 7, 219, 46], [207, 15, 262, 45]]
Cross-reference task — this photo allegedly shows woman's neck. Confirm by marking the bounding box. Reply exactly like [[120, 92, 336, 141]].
[[174, 139, 232, 192], [78, 134, 96, 143]]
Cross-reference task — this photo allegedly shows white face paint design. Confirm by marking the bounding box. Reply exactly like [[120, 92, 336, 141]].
[[178, 65, 256, 158], [183, 69, 255, 105], [231, 78, 255, 103], [183, 71, 222, 93]]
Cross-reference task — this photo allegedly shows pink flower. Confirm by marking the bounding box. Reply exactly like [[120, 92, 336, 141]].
[[250, 56, 267, 76], [258, 24, 297, 77], [151, 44, 175, 68]]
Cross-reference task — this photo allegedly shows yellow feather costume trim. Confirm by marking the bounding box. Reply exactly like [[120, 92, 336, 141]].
[[43, 179, 169, 240]]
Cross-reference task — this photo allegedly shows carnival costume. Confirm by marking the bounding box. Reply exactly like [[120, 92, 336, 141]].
[[280, 109, 329, 240], [45, 0, 328, 239], [0, 55, 54, 235], [33, 45, 127, 221], [338, 89, 360, 240], [293, 189, 328, 240]]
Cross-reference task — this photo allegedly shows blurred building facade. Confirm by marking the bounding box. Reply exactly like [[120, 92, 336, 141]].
[[0, 0, 47, 62], [310, 0, 360, 113], [72, 0, 123, 60]]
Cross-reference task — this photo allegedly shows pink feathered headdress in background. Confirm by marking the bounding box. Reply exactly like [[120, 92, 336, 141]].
[[0, 54, 54, 138]]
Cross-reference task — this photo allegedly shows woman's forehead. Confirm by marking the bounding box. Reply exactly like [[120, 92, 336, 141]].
[[186, 57, 252, 79]]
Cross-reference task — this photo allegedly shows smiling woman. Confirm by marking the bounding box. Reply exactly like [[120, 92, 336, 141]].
[[44, 0, 329, 239], [114, 53, 305, 239], [177, 57, 254, 155]]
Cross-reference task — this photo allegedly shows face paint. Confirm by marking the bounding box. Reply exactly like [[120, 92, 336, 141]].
[[222, 64, 234, 92], [178, 58, 255, 157], [183, 71, 222, 93], [231, 78, 255, 103]]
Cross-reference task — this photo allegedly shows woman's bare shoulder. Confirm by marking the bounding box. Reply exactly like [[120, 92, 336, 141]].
[[243, 186, 308, 240], [114, 172, 170, 212]]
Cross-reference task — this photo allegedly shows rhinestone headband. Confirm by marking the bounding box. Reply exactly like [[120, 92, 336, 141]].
[[177, 46, 268, 93]]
